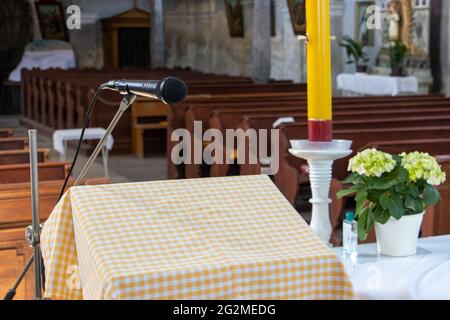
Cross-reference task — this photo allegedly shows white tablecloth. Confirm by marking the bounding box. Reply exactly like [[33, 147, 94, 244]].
[[337, 73, 418, 96], [333, 235, 450, 300], [9, 49, 76, 82], [53, 128, 114, 155]]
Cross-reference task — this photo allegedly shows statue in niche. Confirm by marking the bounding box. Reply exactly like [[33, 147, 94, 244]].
[[287, 0, 306, 36], [224, 0, 244, 38], [387, 0, 401, 43], [381, 0, 413, 48]]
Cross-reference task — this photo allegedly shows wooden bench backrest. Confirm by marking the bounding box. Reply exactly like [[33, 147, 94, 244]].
[[281, 125, 450, 180], [0, 149, 50, 165], [0, 177, 111, 228], [361, 139, 450, 155], [131, 100, 167, 119], [188, 100, 450, 132], [0, 129, 14, 138], [0, 138, 29, 151], [0, 162, 70, 184]]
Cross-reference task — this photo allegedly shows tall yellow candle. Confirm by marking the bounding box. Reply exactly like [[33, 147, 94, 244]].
[[306, 0, 333, 141]]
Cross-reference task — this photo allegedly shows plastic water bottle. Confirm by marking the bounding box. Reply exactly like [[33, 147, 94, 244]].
[[343, 211, 358, 258]]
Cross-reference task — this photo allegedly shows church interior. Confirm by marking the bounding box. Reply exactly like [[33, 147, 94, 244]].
[[1, 0, 450, 301]]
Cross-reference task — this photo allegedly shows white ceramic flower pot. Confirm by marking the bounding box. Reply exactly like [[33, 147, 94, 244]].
[[374, 212, 424, 257]]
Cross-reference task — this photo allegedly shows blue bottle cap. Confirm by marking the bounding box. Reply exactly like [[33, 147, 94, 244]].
[[345, 211, 355, 222]]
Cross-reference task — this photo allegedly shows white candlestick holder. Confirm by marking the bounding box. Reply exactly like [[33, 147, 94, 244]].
[[289, 140, 352, 246]]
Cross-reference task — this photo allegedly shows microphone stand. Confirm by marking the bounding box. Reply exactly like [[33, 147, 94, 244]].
[[74, 93, 136, 185], [4, 130, 43, 300], [3, 94, 137, 300]]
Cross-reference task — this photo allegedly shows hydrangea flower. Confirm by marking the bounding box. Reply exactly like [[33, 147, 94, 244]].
[[401, 152, 446, 185], [348, 148, 396, 177]]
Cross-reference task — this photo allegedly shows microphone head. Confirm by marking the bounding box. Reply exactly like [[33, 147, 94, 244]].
[[157, 77, 188, 105]]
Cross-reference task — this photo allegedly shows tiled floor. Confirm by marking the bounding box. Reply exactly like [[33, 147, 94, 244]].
[[0, 115, 167, 184]]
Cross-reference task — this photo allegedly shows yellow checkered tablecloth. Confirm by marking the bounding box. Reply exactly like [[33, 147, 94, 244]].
[[41, 175, 355, 300]]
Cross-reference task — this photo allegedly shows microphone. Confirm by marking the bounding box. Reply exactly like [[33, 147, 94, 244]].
[[102, 77, 188, 104]]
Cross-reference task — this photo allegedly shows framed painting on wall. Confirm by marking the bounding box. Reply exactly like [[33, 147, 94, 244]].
[[355, 1, 375, 47], [224, 0, 244, 38], [35, 1, 69, 41], [287, 0, 306, 36]]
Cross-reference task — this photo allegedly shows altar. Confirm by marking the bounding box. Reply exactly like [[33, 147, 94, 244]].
[[333, 235, 450, 300], [337, 73, 419, 97]]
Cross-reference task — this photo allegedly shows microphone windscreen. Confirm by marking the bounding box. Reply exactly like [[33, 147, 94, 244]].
[[158, 77, 188, 104]]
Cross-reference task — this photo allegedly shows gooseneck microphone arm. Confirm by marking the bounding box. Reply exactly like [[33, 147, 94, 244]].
[[74, 93, 137, 186]]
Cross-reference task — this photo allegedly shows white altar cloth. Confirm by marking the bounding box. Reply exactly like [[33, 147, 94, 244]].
[[333, 235, 450, 300], [337, 73, 418, 96], [8, 49, 76, 82]]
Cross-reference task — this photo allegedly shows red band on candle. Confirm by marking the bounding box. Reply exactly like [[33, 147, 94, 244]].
[[308, 120, 333, 142]]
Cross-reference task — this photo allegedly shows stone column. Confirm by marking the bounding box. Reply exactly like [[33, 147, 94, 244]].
[[330, 0, 345, 95], [27, 0, 42, 40], [441, 0, 450, 96], [149, 0, 165, 68], [251, 0, 271, 83]]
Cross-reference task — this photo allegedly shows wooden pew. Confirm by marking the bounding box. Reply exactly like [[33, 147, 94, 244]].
[[167, 94, 306, 178], [0, 129, 14, 138], [23, 66, 264, 128], [22, 67, 305, 155], [188, 98, 450, 145], [359, 138, 450, 158], [0, 176, 110, 299], [207, 109, 450, 179], [0, 149, 50, 165], [131, 100, 167, 158], [0, 177, 110, 229], [0, 162, 70, 184], [0, 138, 28, 151], [178, 97, 450, 179]]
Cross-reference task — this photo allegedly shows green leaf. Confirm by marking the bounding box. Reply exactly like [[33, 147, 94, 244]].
[[423, 185, 440, 207], [391, 197, 404, 220], [339, 35, 367, 65], [355, 190, 367, 203], [408, 198, 424, 214], [371, 206, 391, 224], [409, 185, 420, 198], [379, 194, 391, 210], [336, 185, 361, 199], [357, 209, 369, 241], [367, 189, 383, 203], [373, 174, 398, 190], [405, 195, 417, 211], [356, 201, 365, 215], [355, 191, 368, 214], [342, 173, 360, 184], [397, 168, 408, 183], [380, 194, 404, 220], [357, 207, 374, 241], [393, 154, 402, 164], [371, 166, 408, 190]]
